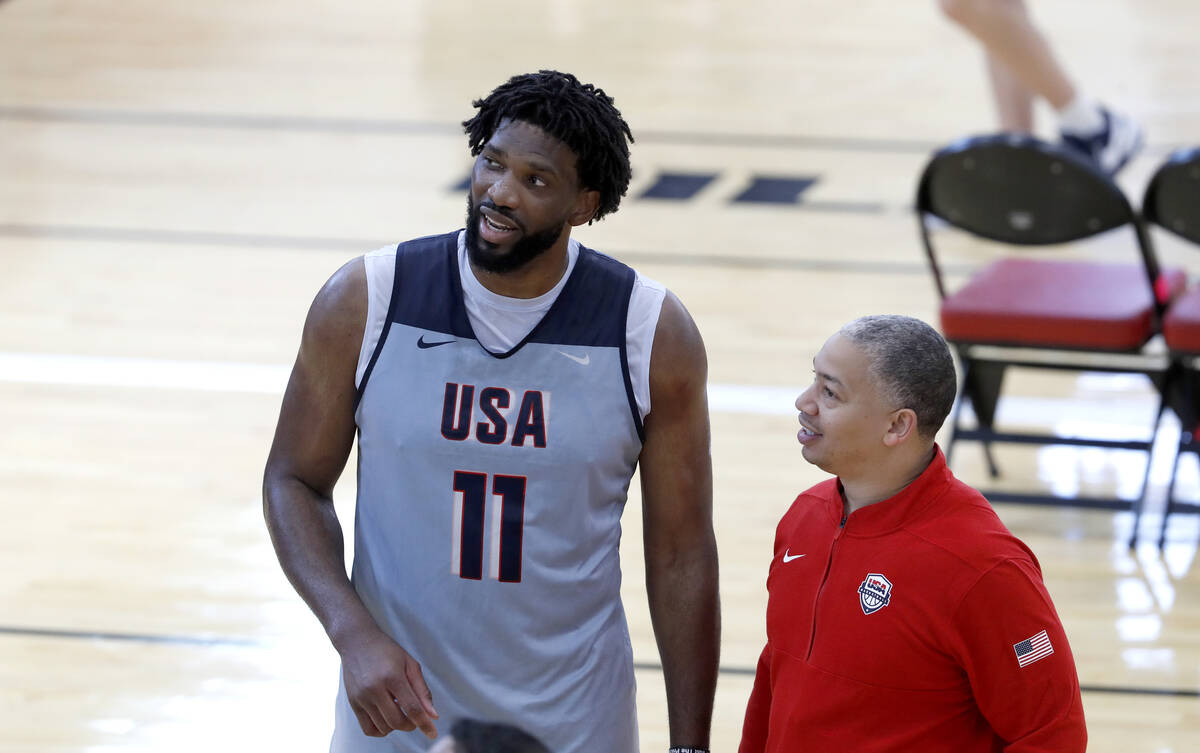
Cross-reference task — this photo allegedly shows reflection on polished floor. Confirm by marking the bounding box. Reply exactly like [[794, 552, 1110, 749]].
[[2, 1, 1200, 751]]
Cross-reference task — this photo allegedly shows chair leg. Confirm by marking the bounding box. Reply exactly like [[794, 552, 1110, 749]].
[[945, 364, 972, 468], [1159, 362, 1195, 548], [982, 442, 1000, 478], [956, 351, 1006, 478], [1158, 440, 1185, 549], [1126, 455, 1157, 550], [1128, 393, 1170, 550], [1127, 493, 1144, 550], [945, 407, 965, 466]]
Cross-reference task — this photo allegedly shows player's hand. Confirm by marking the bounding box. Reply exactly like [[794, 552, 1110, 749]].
[[339, 628, 439, 739]]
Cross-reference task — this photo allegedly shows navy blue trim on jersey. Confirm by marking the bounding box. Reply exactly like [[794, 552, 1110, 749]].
[[354, 241, 406, 409], [389, 231, 475, 338], [618, 301, 645, 443], [384, 233, 635, 349], [362, 230, 644, 438], [522, 248, 634, 349]]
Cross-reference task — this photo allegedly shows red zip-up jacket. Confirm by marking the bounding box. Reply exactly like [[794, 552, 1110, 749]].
[[739, 448, 1086, 752]]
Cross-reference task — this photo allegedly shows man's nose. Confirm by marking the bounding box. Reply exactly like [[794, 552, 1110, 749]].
[[486, 170, 519, 209], [796, 384, 818, 414]]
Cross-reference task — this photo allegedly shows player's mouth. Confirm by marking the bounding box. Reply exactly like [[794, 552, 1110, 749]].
[[797, 417, 822, 445], [479, 208, 520, 244]]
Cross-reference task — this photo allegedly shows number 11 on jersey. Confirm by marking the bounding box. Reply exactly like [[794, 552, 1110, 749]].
[[451, 471, 526, 582]]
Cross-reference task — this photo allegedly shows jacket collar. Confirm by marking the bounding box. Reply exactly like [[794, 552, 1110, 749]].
[[835, 445, 953, 536]]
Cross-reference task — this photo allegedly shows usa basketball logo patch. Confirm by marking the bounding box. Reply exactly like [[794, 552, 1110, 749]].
[[858, 573, 893, 615]]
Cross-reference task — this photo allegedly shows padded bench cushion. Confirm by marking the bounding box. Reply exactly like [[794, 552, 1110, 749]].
[[1164, 286, 1200, 353], [941, 258, 1185, 350]]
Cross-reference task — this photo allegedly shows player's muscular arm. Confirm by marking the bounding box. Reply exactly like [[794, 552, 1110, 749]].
[[640, 292, 721, 749], [262, 257, 439, 740]]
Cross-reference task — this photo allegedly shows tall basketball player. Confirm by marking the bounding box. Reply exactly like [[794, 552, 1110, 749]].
[[263, 71, 720, 753]]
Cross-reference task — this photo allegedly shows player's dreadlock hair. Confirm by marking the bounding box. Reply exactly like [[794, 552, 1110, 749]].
[[463, 70, 634, 222]]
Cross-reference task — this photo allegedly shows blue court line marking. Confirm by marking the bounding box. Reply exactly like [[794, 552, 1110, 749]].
[[0, 223, 967, 275], [0, 627, 1193, 698], [0, 625, 265, 648], [3, 105, 1190, 157], [803, 200, 888, 213], [0, 222, 379, 251], [0, 105, 938, 153], [452, 172, 879, 212], [731, 176, 819, 204], [639, 172, 719, 200], [0, 105, 463, 136], [631, 662, 1199, 697]]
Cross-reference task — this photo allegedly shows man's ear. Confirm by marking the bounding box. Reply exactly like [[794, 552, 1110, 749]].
[[568, 189, 600, 227], [882, 408, 918, 448]]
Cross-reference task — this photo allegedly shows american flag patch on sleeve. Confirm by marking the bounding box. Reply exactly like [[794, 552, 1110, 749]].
[[1013, 629, 1054, 668]]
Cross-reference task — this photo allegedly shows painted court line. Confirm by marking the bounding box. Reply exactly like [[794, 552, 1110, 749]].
[[0, 352, 290, 394], [0, 352, 797, 414], [0, 624, 1191, 699], [0, 352, 1161, 425]]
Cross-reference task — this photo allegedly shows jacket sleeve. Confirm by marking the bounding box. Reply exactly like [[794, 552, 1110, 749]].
[[738, 642, 773, 753], [950, 558, 1087, 752]]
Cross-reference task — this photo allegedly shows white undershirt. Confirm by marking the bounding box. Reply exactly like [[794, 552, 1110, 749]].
[[456, 231, 577, 354], [357, 231, 666, 420]]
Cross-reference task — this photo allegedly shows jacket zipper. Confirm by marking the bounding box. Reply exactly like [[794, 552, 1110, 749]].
[[806, 515, 847, 660]]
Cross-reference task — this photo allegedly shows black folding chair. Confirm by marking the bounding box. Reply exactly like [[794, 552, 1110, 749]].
[[916, 134, 1183, 546], [1146, 147, 1200, 546]]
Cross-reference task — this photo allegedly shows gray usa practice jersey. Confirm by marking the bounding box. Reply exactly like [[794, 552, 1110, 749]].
[[332, 232, 645, 753]]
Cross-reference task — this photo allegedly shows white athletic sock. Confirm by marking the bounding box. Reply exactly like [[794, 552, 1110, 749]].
[[1057, 95, 1105, 135]]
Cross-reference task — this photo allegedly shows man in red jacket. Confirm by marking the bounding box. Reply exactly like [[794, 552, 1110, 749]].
[[739, 315, 1086, 753]]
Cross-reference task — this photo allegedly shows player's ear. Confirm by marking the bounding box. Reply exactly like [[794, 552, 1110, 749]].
[[882, 408, 918, 447], [568, 189, 600, 226]]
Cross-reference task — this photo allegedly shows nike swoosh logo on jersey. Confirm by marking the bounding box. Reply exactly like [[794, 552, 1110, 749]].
[[782, 549, 805, 563], [558, 350, 590, 365], [417, 335, 455, 349]]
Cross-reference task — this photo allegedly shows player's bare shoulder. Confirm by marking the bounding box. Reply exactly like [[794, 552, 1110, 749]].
[[282, 255, 370, 410], [649, 290, 708, 398], [302, 256, 368, 352], [265, 256, 368, 493]]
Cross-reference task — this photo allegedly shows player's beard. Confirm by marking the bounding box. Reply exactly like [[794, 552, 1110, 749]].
[[465, 195, 565, 274]]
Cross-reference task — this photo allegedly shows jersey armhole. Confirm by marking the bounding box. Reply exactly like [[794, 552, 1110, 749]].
[[354, 245, 400, 407], [626, 273, 667, 422]]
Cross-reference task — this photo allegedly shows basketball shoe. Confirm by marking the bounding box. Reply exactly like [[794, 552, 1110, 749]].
[[1060, 107, 1143, 176]]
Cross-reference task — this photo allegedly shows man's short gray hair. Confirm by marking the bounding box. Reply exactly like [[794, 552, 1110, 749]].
[[839, 315, 958, 440]]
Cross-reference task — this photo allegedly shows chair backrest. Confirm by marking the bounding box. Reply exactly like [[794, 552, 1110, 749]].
[[1142, 146, 1200, 246], [915, 133, 1160, 301], [916, 133, 1135, 244]]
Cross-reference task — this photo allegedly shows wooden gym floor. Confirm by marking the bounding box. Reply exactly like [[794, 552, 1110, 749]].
[[2, 0, 1199, 750]]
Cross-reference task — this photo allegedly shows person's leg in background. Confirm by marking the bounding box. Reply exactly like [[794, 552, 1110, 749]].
[[940, 0, 1142, 174]]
